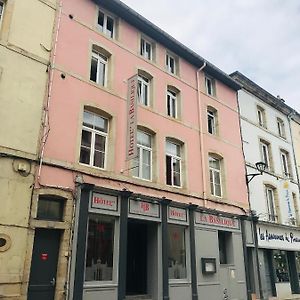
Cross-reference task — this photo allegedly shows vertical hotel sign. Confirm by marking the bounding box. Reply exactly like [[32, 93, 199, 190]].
[[126, 75, 138, 160]]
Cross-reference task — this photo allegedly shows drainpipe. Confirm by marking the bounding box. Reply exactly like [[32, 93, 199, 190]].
[[196, 62, 207, 206], [37, 0, 63, 184], [287, 112, 300, 203]]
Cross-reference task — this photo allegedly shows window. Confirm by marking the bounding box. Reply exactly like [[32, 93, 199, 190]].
[[280, 150, 291, 178], [168, 224, 187, 279], [37, 196, 64, 221], [166, 140, 181, 187], [205, 76, 216, 97], [90, 50, 108, 86], [218, 231, 232, 264], [257, 106, 266, 128], [133, 130, 152, 180], [277, 118, 286, 138], [207, 107, 217, 135], [80, 110, 108, 169], [209, 155, 222, 197], [265, 186, 277, 222], [0, 1, 3, 24], [273, 250, 289, 283], [138, 75, 150, 106], [97, 10, 114, 38], [85, 214, 115, 281], [260, 140, 271, 171], [140, 37, 153, 60], [166, 53, 177, 74], [167, 90, 177, 118]]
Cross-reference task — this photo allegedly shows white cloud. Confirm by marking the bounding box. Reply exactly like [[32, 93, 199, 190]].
[[122, 0, 300, 112]]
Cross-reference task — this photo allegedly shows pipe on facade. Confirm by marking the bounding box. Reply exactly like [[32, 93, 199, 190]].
[[196, 62, 207, 207], [287, 111, 300, 203], [37, 0, 63, 185]]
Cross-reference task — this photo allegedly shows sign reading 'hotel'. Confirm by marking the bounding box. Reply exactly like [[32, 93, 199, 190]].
[[195, 212, 239, 229], [91, 193, 118, 211], [126, 75, 138, 160]]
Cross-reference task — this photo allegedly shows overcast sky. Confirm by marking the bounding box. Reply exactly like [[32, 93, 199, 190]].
[[122, 0, 300, 113]]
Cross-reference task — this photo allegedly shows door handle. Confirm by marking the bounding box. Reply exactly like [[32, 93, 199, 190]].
[[50, 277, 56, 286]]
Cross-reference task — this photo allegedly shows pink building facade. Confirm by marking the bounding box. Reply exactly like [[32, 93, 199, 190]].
[[27, 0, 249, 299]]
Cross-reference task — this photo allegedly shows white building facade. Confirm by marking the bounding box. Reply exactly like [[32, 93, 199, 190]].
[[231, 72, 300, 300]]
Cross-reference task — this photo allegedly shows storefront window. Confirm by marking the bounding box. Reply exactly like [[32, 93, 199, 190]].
[[296, 252, 300, 280], [273, 250, 289, 282], [168, 224, 187, 279], [85, 214, 114, 281]]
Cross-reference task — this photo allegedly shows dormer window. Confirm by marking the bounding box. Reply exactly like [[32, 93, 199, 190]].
[[97, 10, 115, 38], [205, 76, 216, 97]]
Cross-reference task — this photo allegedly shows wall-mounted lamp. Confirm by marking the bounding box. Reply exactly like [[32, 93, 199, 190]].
[[246, 162, 267, 184]]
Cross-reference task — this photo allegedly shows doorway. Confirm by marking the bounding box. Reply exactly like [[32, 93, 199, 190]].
[[126, 220, 148, 295], [28, 229, 61, 300]]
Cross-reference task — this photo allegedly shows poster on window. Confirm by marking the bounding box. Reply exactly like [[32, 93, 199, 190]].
[[126, 75, 138, 160]]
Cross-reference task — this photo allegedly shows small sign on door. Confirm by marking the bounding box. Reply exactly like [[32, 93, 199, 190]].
[[41, 253, 48, 261]]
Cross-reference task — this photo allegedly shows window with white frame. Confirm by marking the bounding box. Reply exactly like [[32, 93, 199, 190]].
[[257, 106, 266, 128], [140, 37, 153, 60], [209, 155, 222, 197], [260, 140, 271, 170], [97, 10, 114, 38], [277, 118, 286, 138], [90, 50, 108, 86], [167, 89, 177, 118], [207, 107, 217, 135], [280, 150, 291, 178], [80, 110, 108, 169], [138, 75, 150, 106], [265, 186, 277, 222], [166, 140, 181, 187], [0, 1, 4, 24], [132, 130, 152, 180], [205, 76, 216, 97], [166, 53, 177, 74]]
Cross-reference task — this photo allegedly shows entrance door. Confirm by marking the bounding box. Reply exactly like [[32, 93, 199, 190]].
[[28, 229, 61, 300], [126, 221, 147, 295]]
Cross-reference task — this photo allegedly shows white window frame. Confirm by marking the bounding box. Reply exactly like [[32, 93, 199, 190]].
[[97, 10, 115, 38], [277, 118, 286, 138], [80, 111, 108, 169], [166, 141, 181, 187], [260, 141, 271, 170], [257, 106, 266, 128], [280, 150, 290, 177], [205, 76, 216, 97], [90, 51, 108, 87], [0, 1, 4, 27], [133, 131, 152, 181], [167, 90, 177, 118], [209, 156, 222, 197], [138, 75, 150, 106], [140, 37, 152, 60], [207, 109, 217, 135], [166, 53, 176, 74], [265, 187, 276, 222]]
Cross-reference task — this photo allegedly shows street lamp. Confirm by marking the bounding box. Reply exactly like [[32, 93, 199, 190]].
[[246, 162, 267, 183]]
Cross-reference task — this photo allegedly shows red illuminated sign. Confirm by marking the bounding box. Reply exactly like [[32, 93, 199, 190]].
[[41, 253, 48, 261], [91, 193, 118, 211]]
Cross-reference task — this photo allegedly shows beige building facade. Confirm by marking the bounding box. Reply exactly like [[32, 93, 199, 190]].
[[0, 0, 57, 298]]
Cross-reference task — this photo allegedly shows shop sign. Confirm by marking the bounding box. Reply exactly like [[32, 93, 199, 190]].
[[168, 207, 187, 222], [126, 74, 138, 160], [195, 212, 239, 229], [91, 193, 118, 211], [129, 199, 160, 218], [258, 224, 300, 250]]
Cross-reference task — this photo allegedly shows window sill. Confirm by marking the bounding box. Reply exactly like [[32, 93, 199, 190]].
[[84, 282, 117, 289]]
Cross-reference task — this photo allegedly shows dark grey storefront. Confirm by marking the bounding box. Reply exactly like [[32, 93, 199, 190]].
[[69, 185, 247, 300]]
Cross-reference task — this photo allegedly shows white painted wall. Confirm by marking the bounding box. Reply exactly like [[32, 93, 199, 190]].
[[238, 89, 300, 225]]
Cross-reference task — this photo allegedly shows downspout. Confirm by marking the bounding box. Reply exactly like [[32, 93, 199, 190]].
[[287, 111, 300, 203], [37, 0, 63, 184], [196, 62, 207, 206]]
